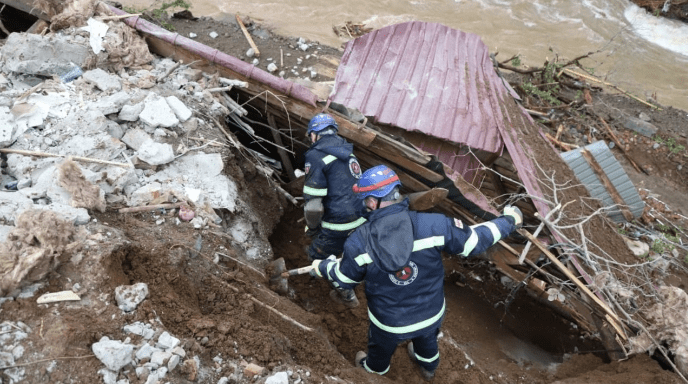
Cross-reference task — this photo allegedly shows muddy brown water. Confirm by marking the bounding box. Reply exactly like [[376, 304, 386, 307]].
[[120, 0, 688, 113]]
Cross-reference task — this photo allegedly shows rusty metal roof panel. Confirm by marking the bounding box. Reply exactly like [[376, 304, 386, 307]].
[[331, 21, 519, 154]]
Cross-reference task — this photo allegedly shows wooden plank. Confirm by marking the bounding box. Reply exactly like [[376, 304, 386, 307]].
[[580, 149, 635, 222], [26, 19, 49, 34], [518, 228, 628, 340], [0, 0, 50, 21], [318, 54, 341, 67], [268, 113, 296, 181]]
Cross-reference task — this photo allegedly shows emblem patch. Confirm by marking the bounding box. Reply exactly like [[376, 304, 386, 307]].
[[304, 162, 311, 175], [454, 218, 463, 229], [389, 261, 418, 286], [349, 158, 362, 179]]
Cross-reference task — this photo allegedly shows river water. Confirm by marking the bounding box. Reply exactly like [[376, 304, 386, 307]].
[[121, 0, 688, 112]]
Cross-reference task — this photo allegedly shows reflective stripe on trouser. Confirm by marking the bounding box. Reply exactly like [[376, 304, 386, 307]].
[[363, 321, 441, 375], [321, 217, 366, 231], [307, 227, 353, 260]]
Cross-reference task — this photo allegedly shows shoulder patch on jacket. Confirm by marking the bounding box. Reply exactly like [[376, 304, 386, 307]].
[[305, 162, 311, 175], [349, 157, 362, 179], [454, 218, 463, 229]]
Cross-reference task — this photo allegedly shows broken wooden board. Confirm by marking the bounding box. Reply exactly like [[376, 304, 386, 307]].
[[37, 290, 80, 304], [407, 188, 449, 211]]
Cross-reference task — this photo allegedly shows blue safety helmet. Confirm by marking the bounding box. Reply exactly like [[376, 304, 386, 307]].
[[352, 165, 402, 200], [307, 113, 338, 135]]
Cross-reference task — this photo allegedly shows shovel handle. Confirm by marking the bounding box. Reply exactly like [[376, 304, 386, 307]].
[[281, 258, 342, 277]]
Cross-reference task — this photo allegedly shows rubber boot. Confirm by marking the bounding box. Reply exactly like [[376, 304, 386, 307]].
[[407, 342, 436, 381], [329, 288, 359, 308]]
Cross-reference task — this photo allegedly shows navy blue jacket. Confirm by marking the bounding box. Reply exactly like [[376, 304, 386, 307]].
[[303, 135, 365, 231], [317, 199, 517, 338]]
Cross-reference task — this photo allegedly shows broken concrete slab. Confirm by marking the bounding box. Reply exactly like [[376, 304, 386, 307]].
[[136, 138, 175, 166], [0, 192, 34, 223], [150, 153, 238, 211], [0, 33, 93, 77], [128, 182, 162, 207], [18, 165, 71, 205], [121, 129, 152, 151], [26, 203, 90, 225], [0, 106, 17, 147], [139, 93, 179, 128], [165, 96, 192, 122], [88, 91, 131, 116], [118, 103, 145, 122], [83, 68, 122, 92], [0, 225, 13, 243]]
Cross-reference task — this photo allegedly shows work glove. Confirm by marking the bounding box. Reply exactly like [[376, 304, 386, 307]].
[[305, 225, 318, 238], [503, 205, 523, 228], [309, 255, 336, 278]]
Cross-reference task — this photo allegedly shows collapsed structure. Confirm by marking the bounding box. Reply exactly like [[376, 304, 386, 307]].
[[1, 0, 687, 382]]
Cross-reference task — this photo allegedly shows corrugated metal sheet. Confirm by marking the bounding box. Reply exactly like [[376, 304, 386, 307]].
[[561, 141, 645, 222], [330, 21, 520, 154]]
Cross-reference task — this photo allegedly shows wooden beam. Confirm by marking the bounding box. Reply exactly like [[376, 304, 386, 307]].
[[268, 113, 296, 181], [580, 149, 635, 222]]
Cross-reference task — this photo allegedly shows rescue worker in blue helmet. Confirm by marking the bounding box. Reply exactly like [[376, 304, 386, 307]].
[[310, 164, 522, 380], [302, 113, 366, 308]]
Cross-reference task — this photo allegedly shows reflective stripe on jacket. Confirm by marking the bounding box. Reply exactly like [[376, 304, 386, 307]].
[[319, 199, 517, 338]]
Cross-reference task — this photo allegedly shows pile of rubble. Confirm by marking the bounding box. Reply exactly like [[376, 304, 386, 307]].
[[0, 16, 297, 384]]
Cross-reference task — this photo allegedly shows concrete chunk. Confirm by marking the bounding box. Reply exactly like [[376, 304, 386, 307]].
[[619, 115, 658, 138], [115, 282, 149, 312], [0, 192, 33, 223], [1, 33, 93, 77], [118, 103, 144, 122], [89, 91, 131, 115], [139, 93, 179, 128], [92, 338, 134, 372], [121, 129, 152, 151], [165, 96, 192, 122], [137, 138, 175, 166], [0, 106, 17, 147], [83, 68, 122, 92]]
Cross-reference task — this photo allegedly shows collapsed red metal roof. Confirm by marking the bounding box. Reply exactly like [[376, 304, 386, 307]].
[[330, 21, 520, 154]]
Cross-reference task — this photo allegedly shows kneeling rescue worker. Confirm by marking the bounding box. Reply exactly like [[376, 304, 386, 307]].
[[302, 113, 366, 307], [310, 165, 523, 379]]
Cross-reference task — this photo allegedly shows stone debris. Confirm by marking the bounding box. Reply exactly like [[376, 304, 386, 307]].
[[114, 282, 149, 312]]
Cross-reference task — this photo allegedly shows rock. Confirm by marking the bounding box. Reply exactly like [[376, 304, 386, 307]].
[[171, 346, 186, 358], [136, 366, 150, 380], [118, 103, 145, 122], [29, 203, 90, 225], [244, 363, 265, 377], [128, 182, 162, 207], [246, 48, 255, 58], [638, 112, 651, 122], [156, 332, 180, 350], [299, 43, 309, 51], [98, 368, 118, 384], [267, 63, 278, 73], [83, 68, 122, 92], [165, 96, 192, 122], [209, 31, 219, 38], [114, 282, 149, 312], [92, 338, 135, 372], [150, 350, 172, 366], [266, 371, 289, 384], [189, 32, 197, 38], [136, 138, 175, 166], [252, 58, 259, 66], [619, 115, 658, 138], [105, 120, 125, 139], [135, 344, 158, 361], [168, 354, 180, 371], [139, 93, 179, 128]]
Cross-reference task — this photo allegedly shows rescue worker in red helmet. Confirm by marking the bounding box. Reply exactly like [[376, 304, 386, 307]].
[[302, 113, 366, 308], [310, 164, 522, 380]]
